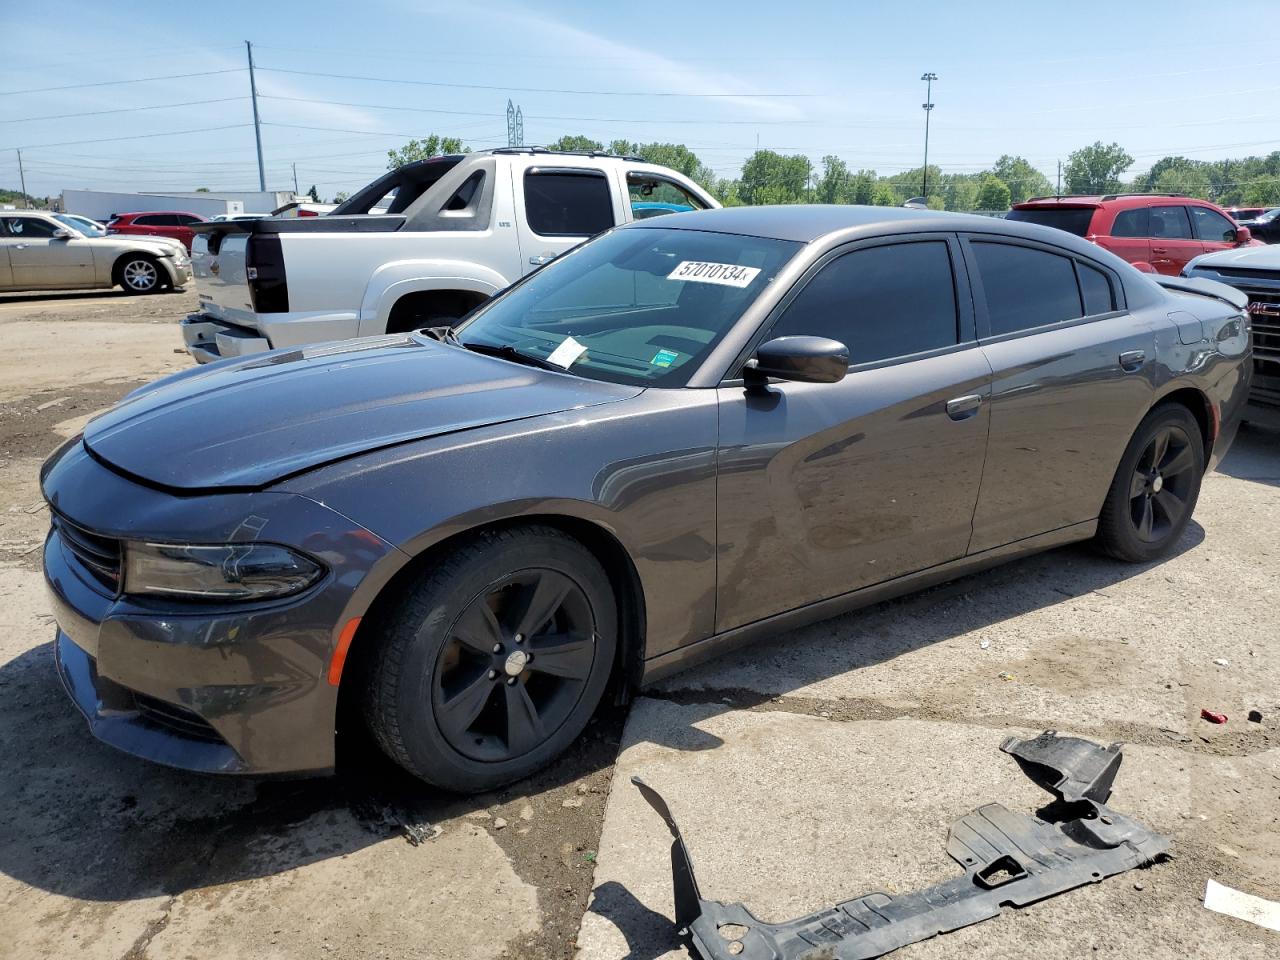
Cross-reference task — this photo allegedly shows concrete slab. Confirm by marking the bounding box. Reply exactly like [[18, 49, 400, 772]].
[[577, 704, 1279, 960]]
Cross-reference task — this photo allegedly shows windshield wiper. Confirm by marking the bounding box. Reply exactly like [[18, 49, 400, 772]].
[[457, 340, 565, 372]]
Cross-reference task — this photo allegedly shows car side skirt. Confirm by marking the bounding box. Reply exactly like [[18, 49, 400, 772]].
[[640, 520, 1097, 686]]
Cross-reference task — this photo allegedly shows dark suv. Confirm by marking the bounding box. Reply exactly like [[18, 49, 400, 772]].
[[1008, 194, 1259, 275]]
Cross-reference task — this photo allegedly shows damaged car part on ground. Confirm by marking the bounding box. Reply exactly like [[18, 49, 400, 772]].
[[632, 732, 1171, 960], [42, 205, 1251, 792]]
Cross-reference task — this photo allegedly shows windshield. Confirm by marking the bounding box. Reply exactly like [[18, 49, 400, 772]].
[[1005, 207, 1096, 237], [1256, 207, 1280, 223], [54, 214, 103, 237], [455, 227, 801, 386]]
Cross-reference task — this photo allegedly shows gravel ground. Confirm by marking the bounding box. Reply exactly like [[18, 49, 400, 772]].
[[0, 288, 1275, 960]]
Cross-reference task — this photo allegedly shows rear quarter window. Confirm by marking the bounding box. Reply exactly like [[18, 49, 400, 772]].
[[1110, 208, 1149, 237], [1005, 207, 1096, 237]]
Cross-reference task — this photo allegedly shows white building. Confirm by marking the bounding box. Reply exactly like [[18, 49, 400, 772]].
[[60, 189, 301, 221]]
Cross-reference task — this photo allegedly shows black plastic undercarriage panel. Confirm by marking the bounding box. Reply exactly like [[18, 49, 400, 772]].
[[633, 731, 1169, 960]]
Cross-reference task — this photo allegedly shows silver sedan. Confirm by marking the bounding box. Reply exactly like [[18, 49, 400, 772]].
[[0, 210, 192, 294]]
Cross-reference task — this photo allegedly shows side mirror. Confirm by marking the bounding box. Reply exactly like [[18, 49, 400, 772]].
[[1234, 226, 1252, 244], [748, 336, 849, 385], [51, 228, 74, 240]]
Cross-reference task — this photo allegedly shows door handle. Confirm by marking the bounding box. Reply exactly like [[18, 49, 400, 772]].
[[529, 255, 555, 266], [1151, 247, 1168, 254], [1119, 350, 1146, 371], [14, 243, 26, 250], [945, 395, 982, 421]]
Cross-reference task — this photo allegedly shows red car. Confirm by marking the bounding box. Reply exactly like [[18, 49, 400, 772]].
[[107, 211, 207, 252], [1007, 194, 1260, 276]]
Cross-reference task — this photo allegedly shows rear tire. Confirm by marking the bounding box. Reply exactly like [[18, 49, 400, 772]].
[[116, 255, 163, 295], [1096, 403, 1204, 563], [363, 526, 617, 793]]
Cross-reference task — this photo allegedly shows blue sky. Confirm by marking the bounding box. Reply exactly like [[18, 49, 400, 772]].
[[3, 0, 1279, 198]]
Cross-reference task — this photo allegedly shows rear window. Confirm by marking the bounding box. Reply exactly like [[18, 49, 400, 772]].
[[1006, 207, 1096, 237], [972, 241, 1082, 335]]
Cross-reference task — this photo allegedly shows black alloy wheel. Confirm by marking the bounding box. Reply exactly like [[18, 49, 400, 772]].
[[433, 568, 598, 762], [1097, 403, 1204, 563]]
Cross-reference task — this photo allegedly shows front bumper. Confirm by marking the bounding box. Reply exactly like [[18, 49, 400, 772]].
[[42, 439, 400, 775]]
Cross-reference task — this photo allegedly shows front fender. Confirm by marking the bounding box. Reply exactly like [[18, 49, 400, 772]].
[[358, 260, 511, 336]]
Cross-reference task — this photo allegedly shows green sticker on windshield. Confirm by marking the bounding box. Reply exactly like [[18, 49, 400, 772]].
[[651, 349, 680, 368]]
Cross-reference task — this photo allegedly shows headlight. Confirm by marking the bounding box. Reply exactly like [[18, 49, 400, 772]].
[[123, 541, 324, 600]]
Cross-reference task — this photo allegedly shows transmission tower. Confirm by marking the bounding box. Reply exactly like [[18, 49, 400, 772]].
[[507, 100, 525, 147]]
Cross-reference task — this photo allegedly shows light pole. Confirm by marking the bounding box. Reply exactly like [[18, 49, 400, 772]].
[[920, 72, 937, 201]]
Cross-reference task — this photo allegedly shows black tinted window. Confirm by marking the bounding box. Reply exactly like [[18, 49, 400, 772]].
[[1078, 263, 1115, 315], [1189, 206, 1237, 243], [972, 242, 1082, 335], [134, 214, 176, 226], [1111, 208, 1149, 237], [2, 216, 59, 237], [1149, 205, 1192, 239], [1005, 207, 1095, 237], [524, 170, 615, 236], [770, 241, 959, 363], [176, 214, 202, 225]]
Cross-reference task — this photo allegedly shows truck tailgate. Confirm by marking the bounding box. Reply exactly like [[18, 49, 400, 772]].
[[192, 232, 257, 327]]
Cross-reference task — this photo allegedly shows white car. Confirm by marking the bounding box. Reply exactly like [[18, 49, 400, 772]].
[[0, 210, 192, 294], [183, 148, 718, 361]]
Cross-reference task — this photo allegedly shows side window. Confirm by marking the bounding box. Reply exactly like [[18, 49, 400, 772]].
[[4, 217, 58, 238], [1110, 208, 1149, 238], [627, 173, 708, 219], [524, 170, 615, 237], [1189, 206, 1237, 243], [1149, 205, 1192, 240], [769, 241, 959, 364], [1077, 262, 1115, 315], [971, 241, 1081, 335], [133, 214, 165, 226], [176, 214, 202, 225]]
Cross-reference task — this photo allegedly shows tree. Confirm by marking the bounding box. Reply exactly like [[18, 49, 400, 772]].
[[195, 186, 211, 193], [546, 134, 603, 153], [815, 155, 852, 204], [386, 135, 465, 170], [871, 183, 898, 206], [738, 150, 810, 205], [990, 155, 1052, 204], [307, 184, 320, 202], [943, 175, 980, 212], [975, 175, 1012, 211], [1153, 164, 1212, 199], [1064, 141, 1133, 194], [333, 191, 351, 204]]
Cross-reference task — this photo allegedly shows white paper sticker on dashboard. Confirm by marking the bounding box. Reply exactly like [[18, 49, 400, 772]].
[[546, 335, 587, 369], [667, 261, 761, 288]]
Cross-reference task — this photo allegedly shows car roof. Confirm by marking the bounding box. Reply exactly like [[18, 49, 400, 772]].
[[627, 204, 1012, 243], [1014, 194, 1226, 211], [115, 210, 200, 217]]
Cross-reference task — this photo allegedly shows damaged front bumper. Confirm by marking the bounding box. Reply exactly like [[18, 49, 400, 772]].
[[635, 731, 1170, 960]]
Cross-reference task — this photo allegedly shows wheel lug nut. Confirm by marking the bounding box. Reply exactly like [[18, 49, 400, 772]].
[[492, 643, 502, 654], [506, 677, 517, 686], [488, 669, 498, 680], [514, 633, 524, 644]]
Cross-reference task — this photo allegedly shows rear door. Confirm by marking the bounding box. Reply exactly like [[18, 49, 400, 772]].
[[173, 213, 203, 250], [1, 215, 95, 288], [963, 235, 1154, 553], [0, 221, 13, 289], [1148, 204, 1201, 275], [513, 164, 619, 274], [715, 236, 992, 631], [1189, 204, 1240, 256]]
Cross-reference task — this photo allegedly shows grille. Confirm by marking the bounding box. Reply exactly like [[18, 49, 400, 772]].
[[54, 514, 121, 592], [132, 692, 224, 743], [1240, 288, 1280, 362]]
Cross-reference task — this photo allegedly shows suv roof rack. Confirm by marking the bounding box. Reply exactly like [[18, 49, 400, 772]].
[[1100, 192, 1186, 201], [489, 146, 648, 162]]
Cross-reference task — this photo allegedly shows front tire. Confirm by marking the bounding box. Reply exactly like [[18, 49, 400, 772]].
[[363, 526, 617, 792], [117, 255, 163, 295], [1096, 403, 1204, 563]]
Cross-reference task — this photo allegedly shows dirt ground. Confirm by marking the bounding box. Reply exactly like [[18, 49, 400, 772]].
[[0, 288, 1276, 960]]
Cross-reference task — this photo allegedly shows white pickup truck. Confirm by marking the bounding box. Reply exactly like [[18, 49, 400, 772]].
[[182, 148, 719, 362]]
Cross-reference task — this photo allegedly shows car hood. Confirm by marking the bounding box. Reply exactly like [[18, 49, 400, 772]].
[[103, 235, 184, 255], [1186, 244, 1280, 271], [83, 335, 642, 491]]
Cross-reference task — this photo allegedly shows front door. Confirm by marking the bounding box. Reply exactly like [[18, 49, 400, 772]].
[[1189, 204, 1241, 257], [513, 164, 619, 276], [1, 216, 95, 288], [715, 237, 992, 632], [962, 235, 1156, 553]]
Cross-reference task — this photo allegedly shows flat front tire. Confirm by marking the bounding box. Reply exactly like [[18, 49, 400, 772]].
[[363, 526, 617, 792], [1096, 403, 1204, 563]]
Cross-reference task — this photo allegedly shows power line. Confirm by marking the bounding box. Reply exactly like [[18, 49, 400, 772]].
[[256, 66, 813, 98], [13, 123, 254, 150], [0, 96, 249, 124], [0, 68, 244, 97]]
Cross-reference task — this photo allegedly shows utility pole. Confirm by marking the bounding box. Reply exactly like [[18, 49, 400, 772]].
[[246, 40, 266, 191], [292, 162, 299, 195], [1056, 160, 1062, 196], [16, 149, 28, 208], [920, 72, 937, 200]]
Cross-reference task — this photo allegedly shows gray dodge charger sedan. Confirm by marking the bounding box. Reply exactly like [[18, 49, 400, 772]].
[[41, 206, 1251, 791]]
